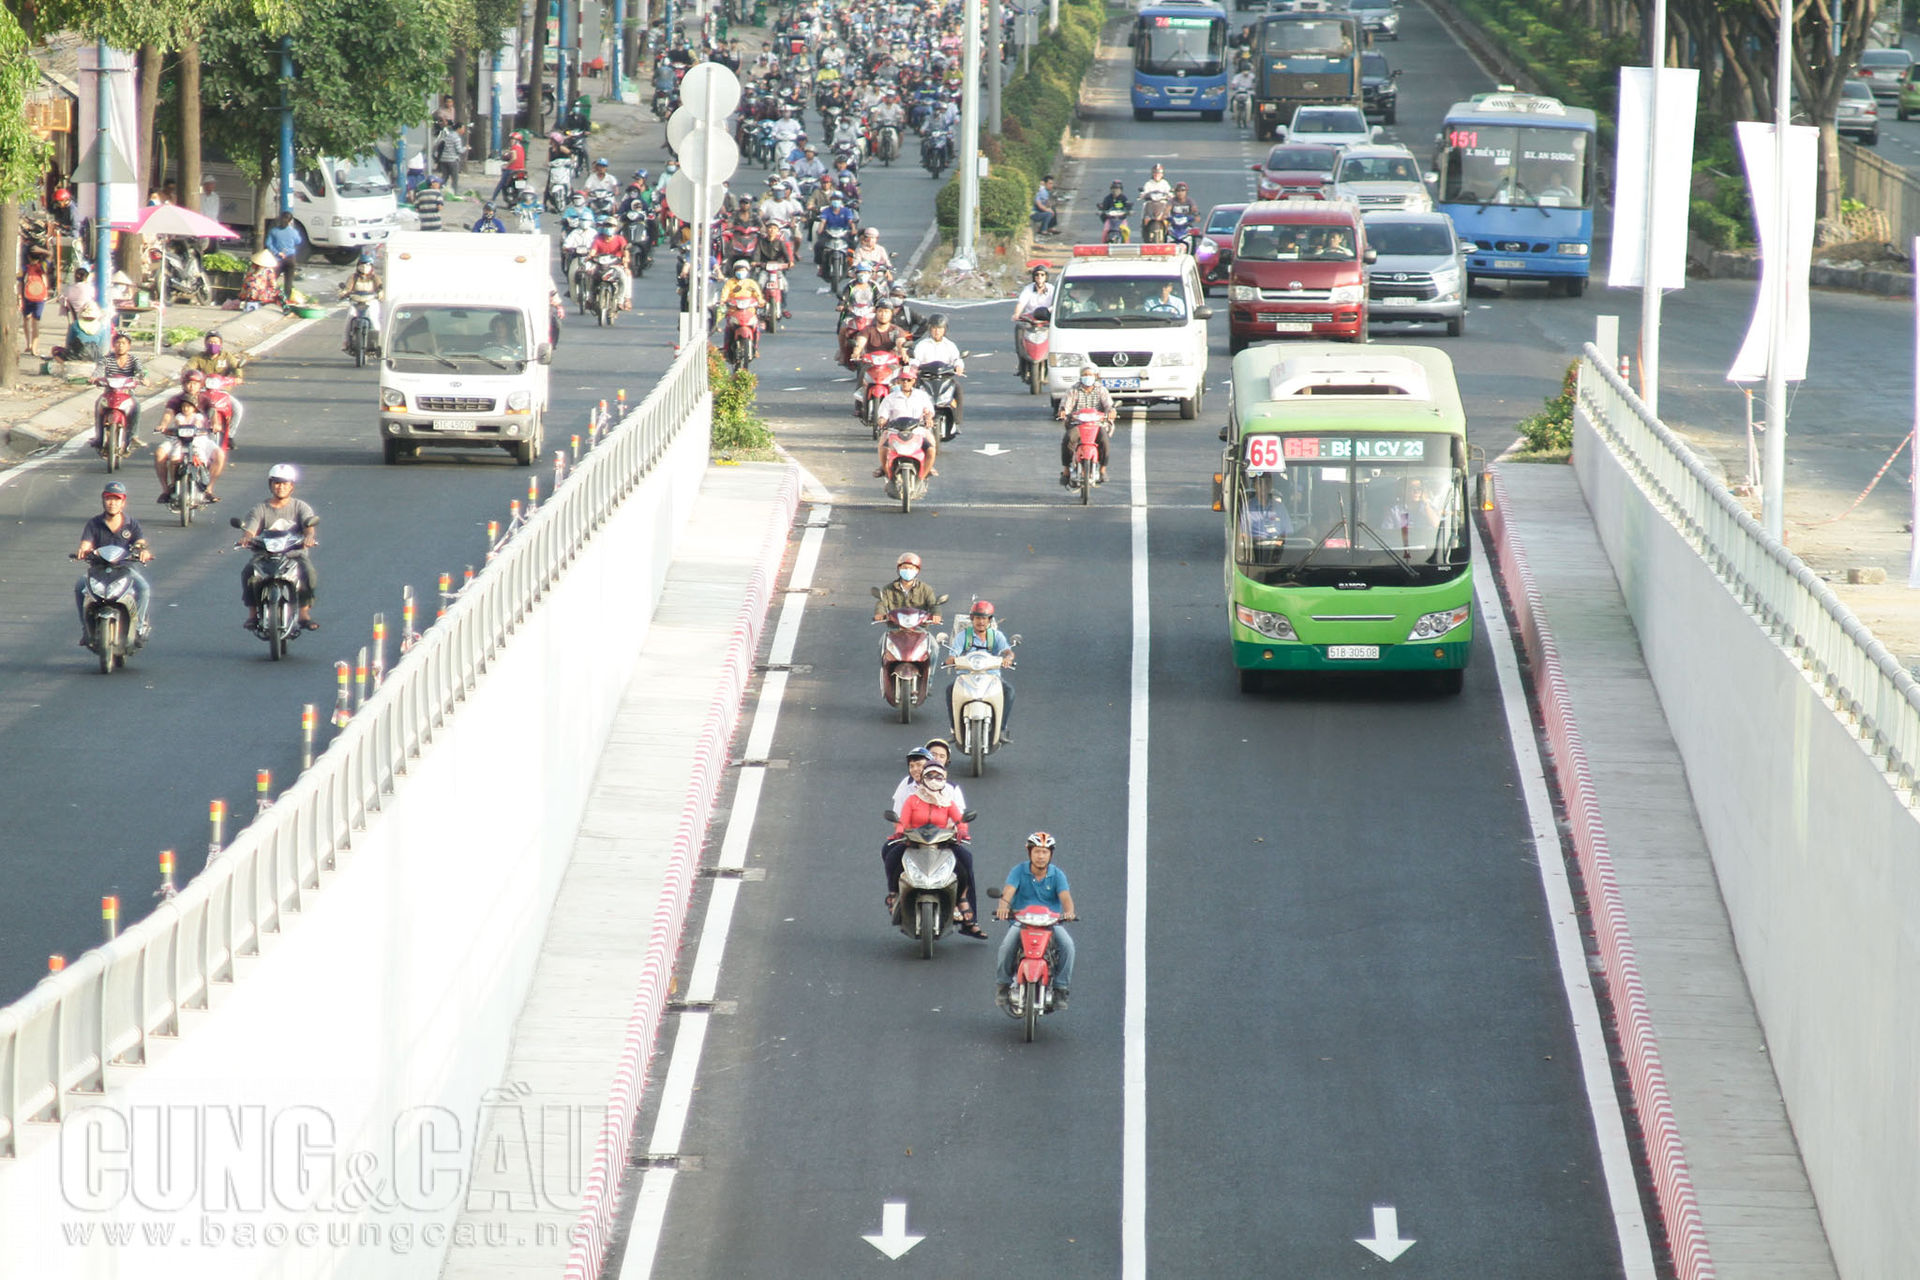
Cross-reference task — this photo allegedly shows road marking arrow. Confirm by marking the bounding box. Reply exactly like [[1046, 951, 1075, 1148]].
[[862, 1200, 925, 1260], [974, 443, 1010, 457], [1355, 1205, 1415, 1262]]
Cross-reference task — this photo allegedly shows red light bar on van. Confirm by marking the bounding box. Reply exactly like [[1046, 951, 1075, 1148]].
[[1071, 244, 1181, 257]]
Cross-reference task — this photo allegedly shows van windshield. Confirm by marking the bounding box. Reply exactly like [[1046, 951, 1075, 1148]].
[[385, 305, 529, 371], [334, 156, 394, 198], [1238, 223, 1356, 261], [1054, 275, 1192, 326]]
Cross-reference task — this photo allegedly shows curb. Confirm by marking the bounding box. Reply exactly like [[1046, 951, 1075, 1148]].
[[561, 464, 801, 1280], [1482, 471, 1716, 1280]]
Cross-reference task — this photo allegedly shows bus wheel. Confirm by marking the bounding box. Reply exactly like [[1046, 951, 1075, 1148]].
[[1238, 668, 1267, 694], [1432, 668, 1465, 696], [1134, 108, 1152, 122], [1202, 110, 1224, 123], [1562, 276, 1587, 299]]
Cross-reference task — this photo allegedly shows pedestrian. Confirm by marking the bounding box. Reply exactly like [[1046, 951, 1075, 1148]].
[[412, 175, 446, 232], [197, 178, 223, 253], [433, 93, 458, 132], [432, 123, 467, 194], [264, 212, 303, 298], [20, 250, 51, 357]]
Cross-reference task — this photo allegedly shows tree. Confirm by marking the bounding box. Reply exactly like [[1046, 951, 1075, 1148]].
[[0, 8, 52, 388]]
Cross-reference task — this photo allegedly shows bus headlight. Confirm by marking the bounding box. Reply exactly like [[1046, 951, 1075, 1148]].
[[1556, 242, 1590, 256], [1235, 603, 1296, 640], [1407, 605, 1471, 640], [1329, 284, 1364, 304]]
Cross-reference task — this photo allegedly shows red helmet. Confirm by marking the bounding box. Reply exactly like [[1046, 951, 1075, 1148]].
[[53, 187, 70, 202], [970, 600, 994, 618]]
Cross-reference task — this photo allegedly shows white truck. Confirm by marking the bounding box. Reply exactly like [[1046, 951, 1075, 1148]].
[[377, 232, 553, 466], [205, 154, 402, 262]]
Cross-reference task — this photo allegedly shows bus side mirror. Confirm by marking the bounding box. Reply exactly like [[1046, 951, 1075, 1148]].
[[1212, 473, 1225, 512]]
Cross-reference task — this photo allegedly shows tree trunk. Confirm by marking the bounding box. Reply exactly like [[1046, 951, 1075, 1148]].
[[179, 38, 202, 218], [0, 203, 22, 390], [1819, 120, 1842, 222], [452, 48, 473, 158], [529, 16, 550, 135], [137, 45, 161, 197]]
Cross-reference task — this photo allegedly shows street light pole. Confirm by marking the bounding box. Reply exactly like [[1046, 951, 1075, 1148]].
[[953, 0, 983, 270], [989, 0, 1003, 136], [93, 39, 112, 310], [1763, 0, 1791, 540], [1638, 0, 1667, 417]]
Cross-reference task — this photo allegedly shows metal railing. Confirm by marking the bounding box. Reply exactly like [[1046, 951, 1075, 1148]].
[[0, 345, 710, 1158], [1576, 345, 1920, 794]]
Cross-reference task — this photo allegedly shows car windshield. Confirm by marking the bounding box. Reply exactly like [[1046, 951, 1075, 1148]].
[[1341, 154, 1422, 183], [1350, 0, 1391, 13], [1292, 109, 1366, 135], [1265, 146, 1338, 172], [1237, 222, 1357, 261], [1366, 220, 1454, 255], [385, 305, 530, 370], [334, 155, 393, 197], [1053, 274, 1192, 325], [1207, 208, 1246, 234], [1362, 51, 1389, 77], [1860, 51, 1909, 67], [1841, 81, 1874, 100], [1234, 436, 1469, 586], [1259, 18, 1355, 54]]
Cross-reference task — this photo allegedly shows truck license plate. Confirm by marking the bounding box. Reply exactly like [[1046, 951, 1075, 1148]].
[[1103, 376, 1141, 390], [1493, 258, 1525, 270], [432, 418, 476, 432], [1326, 644, 1380, 660]]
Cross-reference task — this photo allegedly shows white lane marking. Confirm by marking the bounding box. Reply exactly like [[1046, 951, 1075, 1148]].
[[1122, 413, 1150, 1280], [1354, 1203, 1417, 1262], [860, 1200, 927, 1259], [617, 502, 832, 1280], [1471, 525, 1658, 1280]]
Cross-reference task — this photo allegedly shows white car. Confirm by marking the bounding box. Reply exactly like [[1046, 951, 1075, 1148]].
[[1855, 48, 1913, 103], [1281, 105, 1381, 151], [1837, 79, 1880, 145], [1331, 144, 1432, 212]]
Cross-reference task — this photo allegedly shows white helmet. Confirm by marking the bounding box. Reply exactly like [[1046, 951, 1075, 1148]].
[[268, 463, 299, 483]]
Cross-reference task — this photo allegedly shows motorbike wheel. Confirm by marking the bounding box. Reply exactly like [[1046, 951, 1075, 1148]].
[[971, 731, 985, 777], [352, 322, 367, 369], [269, 595, 289, 661], [105, 418, 123, 472], [898, 467, 913, 515], [178, 478, 193, 528], [896, 672, 912, 724], [918, 898, 937, 959], [1028, 358, 1044, 396], [1023, 981, 1042, 1041], [1081, 465, 1093, 506], [96, 614, 117, 675]]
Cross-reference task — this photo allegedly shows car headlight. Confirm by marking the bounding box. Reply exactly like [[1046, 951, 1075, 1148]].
[[506, 390, 532, 411], [1050, 352, 1085, 369], [1407, 605, 1470, 641], [1154, 350, 1194, 366], [380, 388, 407, 410], [1329, 284, 1364, 304], [1230, 285, 1257, 302], [1430, 266, 1462, 296], [1235, 603, 1297, 640], [1556, 242, 1590, 256], [1200, 236, 1219, 255]]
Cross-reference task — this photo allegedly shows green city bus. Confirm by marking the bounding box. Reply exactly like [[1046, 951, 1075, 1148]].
[[1215, 343, 1473, 694]]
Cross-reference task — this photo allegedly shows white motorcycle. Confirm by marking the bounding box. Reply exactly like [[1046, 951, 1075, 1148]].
[[940, 637, 1018, 776]]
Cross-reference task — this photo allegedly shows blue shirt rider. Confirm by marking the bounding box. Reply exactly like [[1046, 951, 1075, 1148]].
[[471, 203, 506, 233], [946, 599, 1015, 740], [994, 833, 1075, 1009]]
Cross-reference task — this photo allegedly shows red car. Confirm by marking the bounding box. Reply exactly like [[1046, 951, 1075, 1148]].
[[1197, 203, 1246, 296], [1249, 144, 1340, 202]]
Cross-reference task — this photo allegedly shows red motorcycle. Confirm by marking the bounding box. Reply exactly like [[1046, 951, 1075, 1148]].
[[880, 417, 932, 514], [1016, 306, 1051, 397], [759, 259, 789, 333], [724, 296, 763, 371], [1066, 407, 1106, 505], [93, 374, 140, 471], [871, 593, 947, 722], [858, 349, 905, 436], [201, 373, 244, 449], [994, 893, 1070, 1042]]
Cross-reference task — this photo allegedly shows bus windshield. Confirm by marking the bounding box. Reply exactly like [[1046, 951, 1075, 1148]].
[[1136, 14, 1225, 76], [1439, 125, 1588, 208], [1234, 434, 1468, 586]]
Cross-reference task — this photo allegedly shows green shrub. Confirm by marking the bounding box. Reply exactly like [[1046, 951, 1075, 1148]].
[[979, 173, 1033, 233], [1515, 360, 1577, 454], [706, 346, 773, 453]]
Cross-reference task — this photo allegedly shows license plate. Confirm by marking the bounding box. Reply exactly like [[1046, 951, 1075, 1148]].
[[1378, 296, 1417, 306], [1272, 321, 1314, 333], [432, 418, 476, 432], [1102, 376, 1141, 390], [1326, 644, 1380, 660], [1493, 258, 1525, 270]]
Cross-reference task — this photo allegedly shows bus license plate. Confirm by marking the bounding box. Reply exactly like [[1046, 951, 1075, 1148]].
[[432, 418, 476, 432], [1103, 376, 1141, 391], [1493, 258, 1525, 270], [1326, 644, 1380, 660]]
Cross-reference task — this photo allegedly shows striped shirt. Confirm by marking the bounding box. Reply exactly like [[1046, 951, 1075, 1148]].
[[412, 188, 445, 232]]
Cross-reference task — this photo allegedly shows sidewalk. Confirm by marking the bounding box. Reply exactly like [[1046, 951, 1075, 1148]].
[[1490, 461, 1839, 1279], [441, 461, 798, 1279]]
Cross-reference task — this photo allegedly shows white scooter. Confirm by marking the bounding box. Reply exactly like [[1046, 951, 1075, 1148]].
[[940, 635, 1018, 777]]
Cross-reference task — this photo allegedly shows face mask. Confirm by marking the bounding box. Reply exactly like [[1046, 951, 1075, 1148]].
[[899, 566, 919, 581], [1080, 378, 1095, 387]]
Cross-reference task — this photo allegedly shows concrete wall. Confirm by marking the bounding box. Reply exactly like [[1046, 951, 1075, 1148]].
[[1575, 418, 1920, 1280], [0, 402, 709, 1280]]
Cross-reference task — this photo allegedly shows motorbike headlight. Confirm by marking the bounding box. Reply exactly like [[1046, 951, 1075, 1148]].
[[1556, 242, 1591, 256], [380, 388, 407, 410], [506, 391, 532, 412], [1154, 350, 1194, 366], [1329, 284, 1365, 304], [1234, 603, 1296, 640], [1229, 285, 1257, 302], [104, 579, 131, 600], [1407, 605, 1471, 641]]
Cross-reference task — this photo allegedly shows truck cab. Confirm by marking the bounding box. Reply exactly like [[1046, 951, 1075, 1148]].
[[205, 154, 399, 262], [1047, 244, 1214, 420]]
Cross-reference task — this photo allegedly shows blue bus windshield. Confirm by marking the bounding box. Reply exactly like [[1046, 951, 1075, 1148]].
[[1136, 13, 1226, 77], [1439, 125, 1590, 208]]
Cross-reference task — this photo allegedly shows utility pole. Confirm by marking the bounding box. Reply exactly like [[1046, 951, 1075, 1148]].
[[613, 0, 628, 102], [278, 37, 294, 216], [93, 39, 112, 309], [989, 0, 1003, 136], [1637, 0, 1666, 417], [953, 0, 983, 270], [1762, 0, 1790, 540], [559, 0, 574, 120]]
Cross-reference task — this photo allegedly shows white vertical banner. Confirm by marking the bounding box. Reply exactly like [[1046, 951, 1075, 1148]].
[[1728, 120, 1818, 383], [1910, 237, 1920, 588], [1608, 65, 1698, 290], [75, 45, 139, 226]]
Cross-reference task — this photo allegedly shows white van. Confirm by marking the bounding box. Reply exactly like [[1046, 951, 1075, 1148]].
[[1046, 244, 1214, 419], [204, 155, 399, 261]]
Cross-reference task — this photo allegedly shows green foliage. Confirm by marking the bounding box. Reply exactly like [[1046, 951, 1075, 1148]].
[[1515, 360, 1577, 455], [707, 346, 774, 454], [1449, 0, 1635, 139], [1688, 125, 1753, 250], [0, 11, 50, 201], [202, 250, 252, 274]]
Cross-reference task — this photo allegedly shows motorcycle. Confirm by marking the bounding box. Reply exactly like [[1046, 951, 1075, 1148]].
[[1065, 407, 1106, 505], [93, 374, 140, 471], [759, 259, 789, 332], [871, 591, 947, 719], [880, 417, 932, 514], [545, 156, 577, 212], [1141, 197, 1172, 244], [883, 816, 969, 958], [344, 299, 379, 368], [940, 639, 1018, 776], [990, 887, 1071, 1042], [916, 361, 962, 442], [73, 544, 148, 674], [148, 242, 211, 307], [201, 373, 245, 449], [1168, 207, 1197, 253], [724, 296, 763, 371], [1102, 210, 1132, 244], [875, 122, 901, 165], [820, 225, 854, 288], [1015, 307, 1050, 396], [624, 209, 655, 277], [165, 416, 217, 527], [232, 518, 313, 660], [856, 349, 905, 433], [591, 254, 624, 327], [1231, 87, 1253, 129], [921, 128, 951, 178]]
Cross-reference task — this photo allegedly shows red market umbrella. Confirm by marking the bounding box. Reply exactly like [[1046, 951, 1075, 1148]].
[[110, 203, 242, 356]]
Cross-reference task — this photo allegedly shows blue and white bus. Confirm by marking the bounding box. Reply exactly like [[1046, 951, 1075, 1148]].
[[1132, 0, 1230, 121], [1432, 91, 1597, 296]]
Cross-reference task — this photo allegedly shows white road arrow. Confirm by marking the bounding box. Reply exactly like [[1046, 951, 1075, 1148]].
[[861, 1200, 925, 1260], [1355, 1205, 1416, 1262], [974, 443, 1010, 457]]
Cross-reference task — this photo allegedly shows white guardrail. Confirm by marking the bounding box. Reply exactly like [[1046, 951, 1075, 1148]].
[[1577, 345, 1920, 791], [0, 344, 709, 1158]]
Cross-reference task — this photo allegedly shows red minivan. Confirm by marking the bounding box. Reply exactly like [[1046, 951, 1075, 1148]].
[[1227, 199, 1373, 352]]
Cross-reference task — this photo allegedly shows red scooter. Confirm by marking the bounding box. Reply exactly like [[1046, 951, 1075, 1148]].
[[992, 890, 1070, 1042], [858, 349, 905, 436], [871, 592, 948, 722], [1066, 407, 1105, 505], [1016, 306, 1050, 396], [724, 296, 763, 371], [880, 417, 932, 514], [201, 373, 245, 449], [760, 258, 789, 332], [93, 374, 140, 471]]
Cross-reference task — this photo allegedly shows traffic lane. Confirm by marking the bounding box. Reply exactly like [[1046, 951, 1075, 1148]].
[[0, 280, 685, 1000], [645, 499, 1134, 1277]]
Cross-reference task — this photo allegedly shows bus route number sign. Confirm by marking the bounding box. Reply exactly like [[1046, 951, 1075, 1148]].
[[1447, 129, 1477, 149], [1250, 436, 1428, 467], [1152, 15, 1215, 24], [1245, 435, 1287, 473]]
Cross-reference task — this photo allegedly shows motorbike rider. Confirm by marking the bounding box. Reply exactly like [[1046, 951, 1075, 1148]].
[[336, 256, 384, 352], [872, 550, 943, 624], [1096, 180, 1132, 233], [186, 330, 246, 445], [909, 313, 965, 435], [850, 225, 891, 280], [873, 366, 939, 478], [489, 130, 528, 203], [793, 143, 829, 193], [588, 217, 633, 309], [561, 190, 594, 235], [73, 481, 152, 645], [849, 298, 911, 381], [1167, 182, 1201, 245], [769, 104, 805, 153], [584, 157, 620, 203], [815, 193, 859, 268], [945, 599, 1014, 741], [237, 464, 320, 632], [153, 369, 228, 504], [718, 260, 768, 345], [471, 202, 507, 233], [91, 331, 145, 451], [1013, 264, 1054, 323], [760, 179, 806, 228], [1229, 63, 1256, 117], [884, 762, 985, 937], [994, 832, 1077, 1011], [1139, 163, 1174, 204], [1057, 363, 1117, 486]]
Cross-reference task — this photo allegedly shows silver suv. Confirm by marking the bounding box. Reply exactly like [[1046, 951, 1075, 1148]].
[[1363, 211, 1467, 336], [1332, 144, 1432, 213]]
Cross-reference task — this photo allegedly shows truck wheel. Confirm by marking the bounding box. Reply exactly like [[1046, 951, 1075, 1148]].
[[383, 439, 406, 465]]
